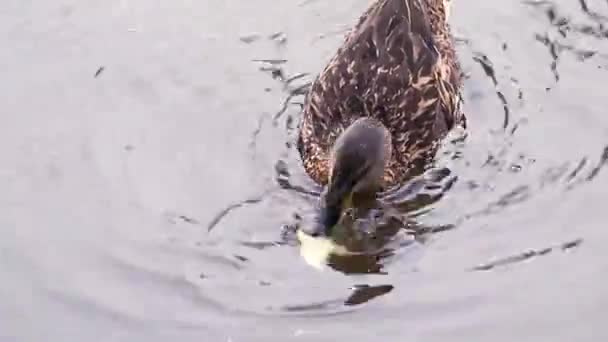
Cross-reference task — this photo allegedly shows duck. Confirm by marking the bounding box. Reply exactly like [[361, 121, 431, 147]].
[[296, 0, 465, 237]]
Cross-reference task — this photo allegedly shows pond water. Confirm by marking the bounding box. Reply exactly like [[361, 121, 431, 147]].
[[2, 0, 608, 341]]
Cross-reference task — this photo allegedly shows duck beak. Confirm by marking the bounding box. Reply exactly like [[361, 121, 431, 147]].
[[304, 162, 366, 237], [303, 189, 353, 237]]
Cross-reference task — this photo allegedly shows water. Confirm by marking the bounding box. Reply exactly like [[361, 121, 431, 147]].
[[2, 0, 608, 341]]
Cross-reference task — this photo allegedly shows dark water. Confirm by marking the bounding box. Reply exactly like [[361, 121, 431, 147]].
[[2, 0, 608, 341]]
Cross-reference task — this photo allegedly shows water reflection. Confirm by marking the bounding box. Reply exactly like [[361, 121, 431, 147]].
[[471, 238, 583, 272], [274, 284, 394, 314], [525, 0, 608, 80], [291, 164, 458, 279]]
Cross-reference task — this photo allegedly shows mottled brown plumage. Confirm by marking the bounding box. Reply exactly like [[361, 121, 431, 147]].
[[297, 0, 465, 190]]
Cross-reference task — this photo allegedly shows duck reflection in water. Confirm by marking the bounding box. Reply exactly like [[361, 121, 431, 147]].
[[295, 168, 451, 275]]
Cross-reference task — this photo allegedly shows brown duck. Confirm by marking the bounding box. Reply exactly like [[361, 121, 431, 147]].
[[296, 0, 465, 236]]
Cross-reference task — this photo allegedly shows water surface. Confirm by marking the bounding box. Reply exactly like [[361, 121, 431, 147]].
[[2, 0, 608, 341]]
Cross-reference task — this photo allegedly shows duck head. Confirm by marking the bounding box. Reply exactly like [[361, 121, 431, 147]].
[[303, 117, 392, 237]]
